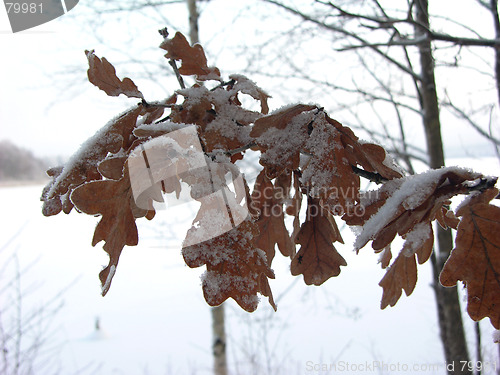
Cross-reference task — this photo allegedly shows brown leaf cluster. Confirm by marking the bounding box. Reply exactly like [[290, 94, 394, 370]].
[[42, 106, 143, 216], [42, 103, 164, 294], [343, 168, 481, 308], [41, 31, 500, 326]]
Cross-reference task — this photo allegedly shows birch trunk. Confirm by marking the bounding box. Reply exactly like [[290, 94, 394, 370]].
[[415, 1, 471, 373], [185, 2, 228, 374]]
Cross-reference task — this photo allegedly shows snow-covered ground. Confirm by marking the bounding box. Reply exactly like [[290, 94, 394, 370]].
[[1, 156, 499, 375]]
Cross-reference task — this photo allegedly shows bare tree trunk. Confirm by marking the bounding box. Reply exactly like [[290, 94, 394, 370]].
[[414, 1, 471, 373], [185, 2, 228, 374], [212, 306, 228, 375], [475, 322, 482, 375], [491, 0, 500, 107], [497, 343, 500, 375], [187, 0, 199, 46]]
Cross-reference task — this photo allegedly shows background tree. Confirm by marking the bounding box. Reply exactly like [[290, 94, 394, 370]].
[[236, 1, 500, 373], [42, 25, 500, 375], [0, 140, 48, 182], [53, 1, 500, 373]]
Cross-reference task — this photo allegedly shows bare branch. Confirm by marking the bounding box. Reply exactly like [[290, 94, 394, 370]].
[[261, 0, 423, 81], [316, 0, 500, 49], [339, 35, 500, 51], [442, 95, 500, 147]]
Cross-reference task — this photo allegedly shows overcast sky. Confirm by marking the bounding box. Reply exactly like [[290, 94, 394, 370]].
[[0, 1, 498, 162], [0, 7, 128, 158], [1, 3, 499, 373]]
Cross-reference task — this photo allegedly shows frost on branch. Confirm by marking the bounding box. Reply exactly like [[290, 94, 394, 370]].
[[41, 31, 499, 327]]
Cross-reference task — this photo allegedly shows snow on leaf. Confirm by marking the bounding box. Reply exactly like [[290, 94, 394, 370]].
[[85, 50, 143, 99], [170, 86, 215, 127], [41, 106, 143, 216], [70, 168, 139, 296], [291, 197, 346, 286], [401, 222, 433, 258], [378, 246, 392, 269], [250, 104, 316, 137], [229, 74, 270, 114], [160, 32, 221, 81], [347, 167, 481, 252], [182, 219, 276, 312], [414, 225, 434, 265], [343, 167, 483, 309], [440, 188, 500, 329], [250, 104, 317, 178], [301, 113, 359, 213]]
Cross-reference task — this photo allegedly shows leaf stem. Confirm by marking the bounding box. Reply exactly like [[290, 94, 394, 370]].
[[169, 59, 186, 89]]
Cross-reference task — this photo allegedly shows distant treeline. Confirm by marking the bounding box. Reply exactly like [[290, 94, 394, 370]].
[[0, 140, 49, 182]]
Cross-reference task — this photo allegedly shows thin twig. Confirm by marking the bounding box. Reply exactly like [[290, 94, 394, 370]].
[[210, 79, 236, 92], [140, 99, 180, 109], [465, 176, 498, 193], [169, 59, 186, 89], [222, 142, 257, 157], [351, 165, 389, 184]]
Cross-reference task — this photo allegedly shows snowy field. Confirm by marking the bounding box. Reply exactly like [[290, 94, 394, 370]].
[[1, 156, 499, 375]]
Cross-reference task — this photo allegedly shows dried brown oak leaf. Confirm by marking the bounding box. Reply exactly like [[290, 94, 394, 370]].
[[291, 197, 347, 285], [160, 32, 221, 81], [378, 223, 434, 308], [70, 167, 139, 296], [301, 113, 360, 213], [85, 50, 143, 99], [251, 170, 294, 265], [41, 106, 143, 216], [170, 85, 215, 128], [440, 188, 500, 329], [182, 219, 276, 312], [250, 104, 317, 178], [326, 116, 402, 181], [379, 252, 417, 308]]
